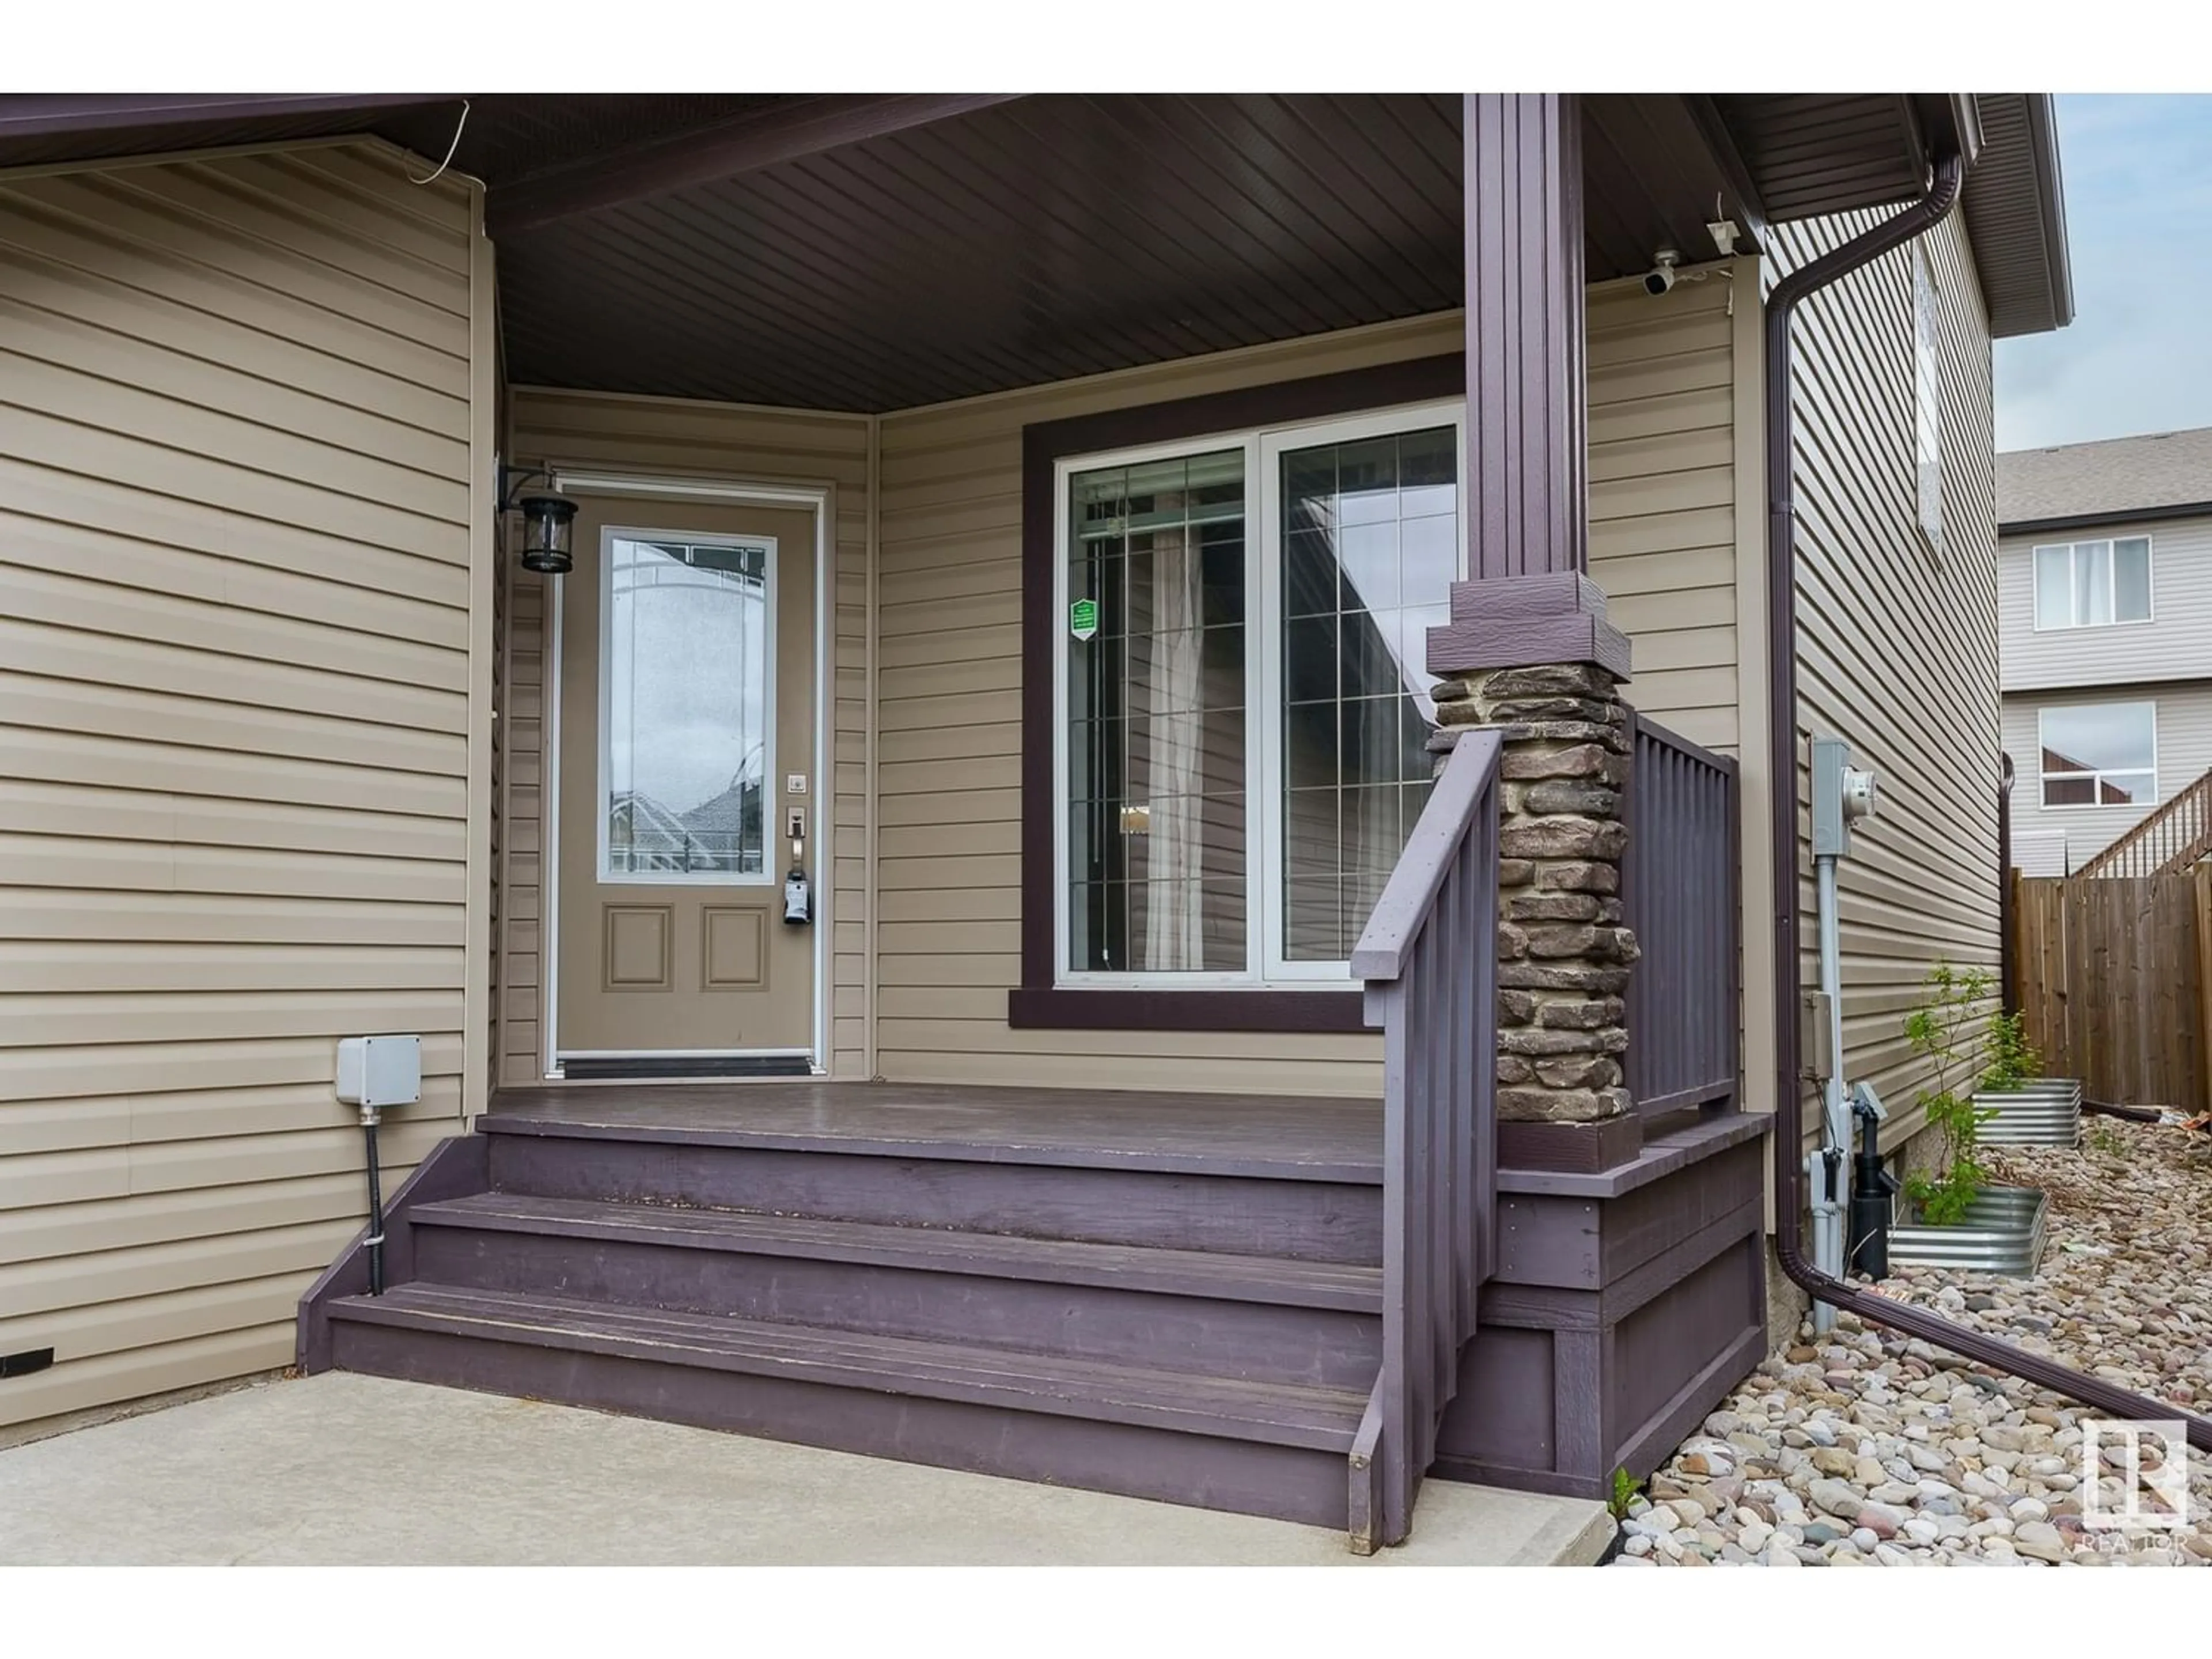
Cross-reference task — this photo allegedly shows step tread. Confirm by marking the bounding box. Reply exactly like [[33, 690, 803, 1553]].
[[480, 1082, 1382, 1184], [411, 1192, 1382, 1311], [330, 1283, 1368, 1450]]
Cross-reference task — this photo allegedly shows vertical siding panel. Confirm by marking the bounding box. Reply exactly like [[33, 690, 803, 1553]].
[[0, 139, 485, 1431]]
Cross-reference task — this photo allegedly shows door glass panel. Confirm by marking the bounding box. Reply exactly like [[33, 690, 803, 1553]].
[[603, 536, 770, 879], [1066, 449, 1248, 972], [1277, 426, 1456, 961]]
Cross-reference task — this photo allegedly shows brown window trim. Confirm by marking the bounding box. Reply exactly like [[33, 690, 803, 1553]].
[[1014, 351, 1466, 1034]]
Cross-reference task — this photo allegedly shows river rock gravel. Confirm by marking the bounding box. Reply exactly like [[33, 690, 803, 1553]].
[[1608, 1118, 2211, 1567]]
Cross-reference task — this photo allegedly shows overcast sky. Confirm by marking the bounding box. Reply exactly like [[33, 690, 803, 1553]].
[[1994, 94, 2212, 453]]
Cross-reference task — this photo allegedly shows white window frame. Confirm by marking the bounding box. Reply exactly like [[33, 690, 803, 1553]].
[[2031, 537, 2156, 632], [596, 524, 778, 888], [2037, 700, 2158, 812], [1050, 398, 1467, 989], [1913, 248, 1943, 558]]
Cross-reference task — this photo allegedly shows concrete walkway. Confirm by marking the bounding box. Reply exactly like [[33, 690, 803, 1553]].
[[0, 1373, 1609, 1566]]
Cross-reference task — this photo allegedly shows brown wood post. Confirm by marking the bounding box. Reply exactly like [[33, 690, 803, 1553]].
[[1464, 93, 1586, 582], [2197, 863, 2212, 1113], [1432, 94, 1627, 681]]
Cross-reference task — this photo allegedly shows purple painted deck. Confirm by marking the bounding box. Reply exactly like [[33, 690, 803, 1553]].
[[298, 1080, 1765, 1541], [306, 1082, 1393, 1536]]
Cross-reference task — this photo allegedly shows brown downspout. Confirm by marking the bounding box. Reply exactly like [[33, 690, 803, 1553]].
[[1998, 753, 2017, 1016], [1763, 150, 2212, 1451]]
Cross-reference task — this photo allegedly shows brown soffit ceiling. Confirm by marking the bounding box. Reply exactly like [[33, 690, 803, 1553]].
[[1961, 93, 2075, 338], [0, 90, 2072, 410], [1706, 90, 2071, 340]]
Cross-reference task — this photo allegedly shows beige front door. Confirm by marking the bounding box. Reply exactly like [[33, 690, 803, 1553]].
[[555, 494, 819, 1070]]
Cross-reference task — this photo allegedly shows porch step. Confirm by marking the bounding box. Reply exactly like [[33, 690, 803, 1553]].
[[326, 1283, 1365, 1528], [414, 1192, 1381, 1307], [484, 1122, 1382, 1263], [409, 1192, 1382, 1388]]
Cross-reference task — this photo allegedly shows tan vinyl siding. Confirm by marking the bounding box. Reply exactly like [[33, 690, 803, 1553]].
[[2002, 681, 2212, 870], [501, 389, 873, 1081], [0, 140, 491, 1428], [1767, 210, 2000, 1146], [1999, 514, 2212, 693], [873, 298, 1743, 1096], [1589, 268, 1745, 753]]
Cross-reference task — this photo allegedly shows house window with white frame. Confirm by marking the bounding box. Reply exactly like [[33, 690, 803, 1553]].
[[1056, 402, 1465, 985], [2033, 537, 2153, 630], [2039, 702, 2157, 809], [1914, 249, 1942, 555]]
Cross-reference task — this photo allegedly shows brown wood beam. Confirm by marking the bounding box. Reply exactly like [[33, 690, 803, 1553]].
[[487, 93, 1024, 234]]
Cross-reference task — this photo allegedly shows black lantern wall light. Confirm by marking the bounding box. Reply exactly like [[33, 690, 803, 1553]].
[[498, 465, 578, 575]]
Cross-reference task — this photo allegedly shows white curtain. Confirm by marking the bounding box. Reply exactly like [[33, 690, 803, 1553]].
[[1143, 526, 1205, 970]]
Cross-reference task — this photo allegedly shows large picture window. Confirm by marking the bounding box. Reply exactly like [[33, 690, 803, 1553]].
[[1055, 402, 1464, 985], [2033, 537, 2152, 630], [2039, 702, 2157, 809]]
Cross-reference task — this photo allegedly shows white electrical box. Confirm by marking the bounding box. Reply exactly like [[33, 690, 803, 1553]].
[[1810, 736, 1880, 857], [336, 1035, 422, 1109]]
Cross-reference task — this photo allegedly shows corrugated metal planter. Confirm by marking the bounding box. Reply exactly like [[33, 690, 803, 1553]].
[[1887, 1185, 2049, 1275], [1975, 1078, 2083, 1147]]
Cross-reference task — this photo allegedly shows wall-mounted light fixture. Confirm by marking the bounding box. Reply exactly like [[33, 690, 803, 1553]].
[[498, 465, 578, 575]]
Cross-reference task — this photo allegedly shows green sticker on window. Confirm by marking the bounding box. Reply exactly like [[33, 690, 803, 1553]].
[[1069, 597, 1099, 641]]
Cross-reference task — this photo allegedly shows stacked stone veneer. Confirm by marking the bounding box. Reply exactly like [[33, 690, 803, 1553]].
[[1433, 662, 1639, 1124]]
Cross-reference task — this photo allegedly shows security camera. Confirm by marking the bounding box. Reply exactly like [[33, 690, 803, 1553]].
[[1643, 249, 1681, 297]]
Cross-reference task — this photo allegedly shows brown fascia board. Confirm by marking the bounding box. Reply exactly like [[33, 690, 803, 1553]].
[[1999, 500, 2212, 539], [0, 93, 440, 139], [2021, 91, 2076, 330]]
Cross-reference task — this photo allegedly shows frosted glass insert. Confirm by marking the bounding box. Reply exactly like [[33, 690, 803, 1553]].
[[604, 537, 770, 878]]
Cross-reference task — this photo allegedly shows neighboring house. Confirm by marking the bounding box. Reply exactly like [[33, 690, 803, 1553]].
[[0, 93, 2068, 1546], [1998, 428, 2212, 876]]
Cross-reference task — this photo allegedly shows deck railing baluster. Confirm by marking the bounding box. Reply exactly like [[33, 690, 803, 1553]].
[[1349, 733, 1502, 1550], [1620, 710, 1741, 1117]]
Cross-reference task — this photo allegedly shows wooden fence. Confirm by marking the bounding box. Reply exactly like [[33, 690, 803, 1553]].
[[2010, 868, 2212, 1112]]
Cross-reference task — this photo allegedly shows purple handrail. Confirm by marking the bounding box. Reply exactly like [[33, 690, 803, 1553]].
[[1620, 711, 1741, 1115], [1347, 731, 1502, 1552]]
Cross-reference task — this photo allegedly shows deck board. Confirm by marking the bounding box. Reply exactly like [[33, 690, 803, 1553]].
[[484, 1081, 1384, 1183]]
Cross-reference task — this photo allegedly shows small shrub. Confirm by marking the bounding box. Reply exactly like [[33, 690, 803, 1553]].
[[1607, 1465, 1640, 1520], [1902, 962, 2003, 1226], [1980, 1007, 2040, 1093]]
